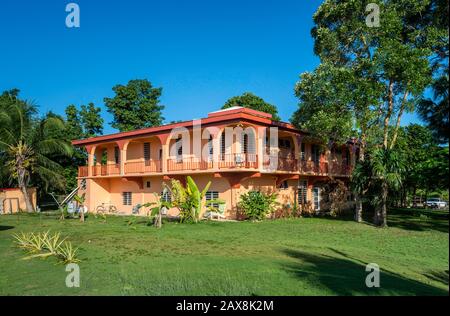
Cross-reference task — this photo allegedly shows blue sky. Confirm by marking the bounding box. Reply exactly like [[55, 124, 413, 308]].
[[0, 0, 421, 134]]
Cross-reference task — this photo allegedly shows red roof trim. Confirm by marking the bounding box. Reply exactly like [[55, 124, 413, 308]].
[[72, 109, 304, 147]]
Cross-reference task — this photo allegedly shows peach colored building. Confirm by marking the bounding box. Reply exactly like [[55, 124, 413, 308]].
[[0, 188, 37, 214], [73, 107, 356, 218]]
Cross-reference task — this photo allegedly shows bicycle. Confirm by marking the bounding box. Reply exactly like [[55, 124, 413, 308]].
[[95, 202, 118, 215]]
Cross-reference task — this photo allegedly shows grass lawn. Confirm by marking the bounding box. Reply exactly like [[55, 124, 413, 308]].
[[0, 208, 448, 296]]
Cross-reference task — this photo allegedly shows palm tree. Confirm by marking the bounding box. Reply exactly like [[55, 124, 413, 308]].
[[0, 101, 73, 212], [352, 148, 405, 227]]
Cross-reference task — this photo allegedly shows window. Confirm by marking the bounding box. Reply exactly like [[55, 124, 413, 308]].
[[146, 181, 151, 188], [241, 130, 255, 154], [159, 148, 163, 160], [279, 139, 291, 149], [114, 147, 120, 164], [220, 133, 226, 159], [205, 191, 219, 209], [122, 192, 132, 206], [161, 190, 171, 203], [313, 187, 321, 211], [144, 142, 151, 160], [301, 143, 306, 161], [176, 137, 182, 161], [279, 180, 288, 190], [298, 180, 307, 204], [208, 135, 213, 161], [311, 144, 320, 164]]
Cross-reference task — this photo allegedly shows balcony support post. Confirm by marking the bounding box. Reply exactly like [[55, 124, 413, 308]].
[[116, 140, 130, 176], [85, 145, 96, 177]]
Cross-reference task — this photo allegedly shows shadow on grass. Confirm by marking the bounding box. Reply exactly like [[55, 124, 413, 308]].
[[423, 270, 449, 286], [281, 248, 448, 296], [387, 208, 449, 233], [0, 225, 14, 231]]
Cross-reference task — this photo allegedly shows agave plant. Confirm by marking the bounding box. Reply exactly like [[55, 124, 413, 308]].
[[57, 241, 80, 264]]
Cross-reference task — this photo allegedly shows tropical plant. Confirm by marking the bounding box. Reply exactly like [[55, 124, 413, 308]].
[[142, 189, 173, 228], [0, 96, 72, 212], [238, 190, 279, 221], [12, 231, 80, 263], [168, 176, 213, 223], [73, 194, 86, 222], [352, 148, 405, 227]]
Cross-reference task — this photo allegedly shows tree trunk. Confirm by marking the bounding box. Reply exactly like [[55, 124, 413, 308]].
[[354, 136, 365, 223], [18, 172, 34, 212], [80, 206, 85, 222], [376, 181, 388, 227]]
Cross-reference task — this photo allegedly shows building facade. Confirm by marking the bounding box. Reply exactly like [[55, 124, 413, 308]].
[[73, 107, 356, 218]]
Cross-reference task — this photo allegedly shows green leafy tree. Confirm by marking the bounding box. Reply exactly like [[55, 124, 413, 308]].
[[298, 0, 445, 226], [104, 79, 164, 131], [0, 99, 72, 211], [418, 75, 449, 144], [223, 92, 281, 121], [65, 104, 83, 140], [80, 103, 103, 138]]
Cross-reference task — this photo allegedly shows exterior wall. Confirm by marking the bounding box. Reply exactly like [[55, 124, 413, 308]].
[[0, 188, 37, 213]]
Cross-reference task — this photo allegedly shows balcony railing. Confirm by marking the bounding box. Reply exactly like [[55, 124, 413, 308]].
[[263, 155, 298, 172], [92, 164, 120, 176], [218, 153, 258, 169], [78, 166, 88, 177], [125, 160, 162, 174], [167, 157, 213, 171], [77, 156, 352, 177], [299, 161, 328, 174]]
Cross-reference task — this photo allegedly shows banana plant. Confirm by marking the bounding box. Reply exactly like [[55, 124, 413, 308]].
[[168, 176, 213, 223], [73, 194, 86, 222], [142, 190, 172, 228]]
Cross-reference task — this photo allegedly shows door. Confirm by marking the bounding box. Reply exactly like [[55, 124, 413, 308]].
[[313, 187, 321, 211]]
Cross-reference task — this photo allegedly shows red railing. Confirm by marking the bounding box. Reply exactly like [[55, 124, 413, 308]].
[[329, 162, 352, 176], [167, 157, 213, 171], [299, 161, 329, 174], [263, 155, 298, 172], [91, 164, 120, 176], [78, 166, 88, 177], [218, 153, 258, 169], [125, 160, 161, 174]]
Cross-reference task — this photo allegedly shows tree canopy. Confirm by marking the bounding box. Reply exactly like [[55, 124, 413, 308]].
[[104, 79, 165, 132], [223, 92, 281, 121]]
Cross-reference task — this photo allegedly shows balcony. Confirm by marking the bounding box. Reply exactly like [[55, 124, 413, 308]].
[[263, 155, 298, 172], [91, 164, 120, 176], [218, 153, 258, 169], [125, 160, 162, 174], [167, 157, 213, 172]]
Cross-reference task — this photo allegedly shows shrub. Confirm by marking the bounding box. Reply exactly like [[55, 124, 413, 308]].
[[238, 191, 279, 221]]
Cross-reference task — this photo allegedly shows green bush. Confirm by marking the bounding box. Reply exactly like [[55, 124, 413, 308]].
[[238, 191, 279, 221]]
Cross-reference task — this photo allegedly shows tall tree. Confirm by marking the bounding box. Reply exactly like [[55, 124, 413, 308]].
[[0, 96, 72, 211], [299, 0, 445, 226], [418, 75, 449, 143], [223, 92, 281, 121], [65, 104, 83, 140], [104, 79, 164, 131], [80, 103, 103, 138]]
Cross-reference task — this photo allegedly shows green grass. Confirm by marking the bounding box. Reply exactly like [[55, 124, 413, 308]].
[[0, 208, 448, 296]]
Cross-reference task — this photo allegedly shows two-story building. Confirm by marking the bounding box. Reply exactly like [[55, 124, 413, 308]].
[[73, 106, 356, 218]]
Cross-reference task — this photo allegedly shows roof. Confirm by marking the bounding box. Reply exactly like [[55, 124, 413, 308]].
[[72, 107, 303, 147]]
